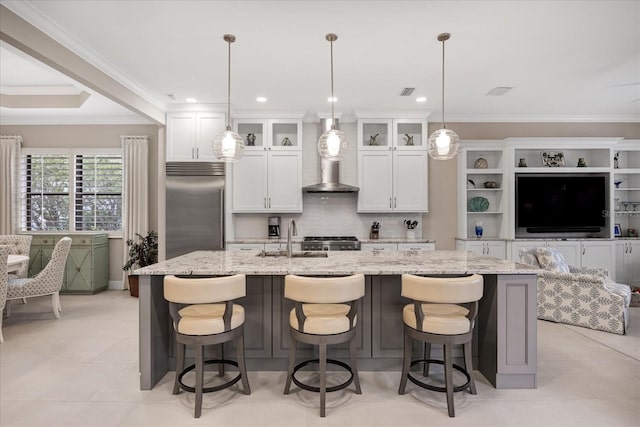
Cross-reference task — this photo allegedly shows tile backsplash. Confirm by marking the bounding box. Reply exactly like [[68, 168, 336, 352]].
[[233, 193, 422, 239]]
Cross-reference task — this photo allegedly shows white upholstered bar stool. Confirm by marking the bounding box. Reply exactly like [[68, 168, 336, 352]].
[[398, 274, 484, 417], [283, 274, 365, 417], [163, 274, 251, 418]]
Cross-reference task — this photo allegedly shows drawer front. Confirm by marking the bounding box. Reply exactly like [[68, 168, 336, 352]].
[[397, 243, 435, 251], [361, 243, 398, 251], [31, 235, 56, 247], [227, 243, 264, 252]]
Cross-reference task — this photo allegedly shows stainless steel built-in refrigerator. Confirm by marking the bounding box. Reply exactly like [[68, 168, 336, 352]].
[[165, 162, 225, 259]]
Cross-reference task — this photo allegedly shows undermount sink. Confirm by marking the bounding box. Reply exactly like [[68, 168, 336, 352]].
[[257, 250, 328, 258]]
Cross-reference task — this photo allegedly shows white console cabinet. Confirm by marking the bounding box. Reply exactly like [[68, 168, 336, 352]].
[[509, 239, 614, 272]]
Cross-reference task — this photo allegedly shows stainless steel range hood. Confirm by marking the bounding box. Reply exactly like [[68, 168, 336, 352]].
[[302, 118, 359, 193]]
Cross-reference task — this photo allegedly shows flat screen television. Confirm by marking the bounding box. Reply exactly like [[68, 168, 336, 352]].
[[515, 173, 609, 237]]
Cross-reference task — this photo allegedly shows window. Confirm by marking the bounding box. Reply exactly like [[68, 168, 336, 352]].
[[20, 150, 122, 234]]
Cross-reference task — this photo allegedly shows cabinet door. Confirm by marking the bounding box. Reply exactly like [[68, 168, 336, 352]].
[[486, 241, 506, 259], [580, 241, 613, 272], [509, 240, 541, 262], [232, 152, 268, 212], [393, 119, 427, 151], [195, 112, 225, 161], [360, 243, 397, 251], [397, 243, 435, 251], [166, 113, 196, 161], [226, 243, 264, 251], [465, 241, 486, 256], [357, 119, 393, 151], [627, 241, 640, 287], [267, 152, 302, 212], [357, 151, 393, 212], [393, 151, 428, 212], [614, 241, 627, 282], [547, 241, 580, 267]]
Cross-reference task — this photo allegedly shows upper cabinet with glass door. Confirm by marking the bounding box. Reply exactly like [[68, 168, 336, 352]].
[[357, 118, 427, 151], [234, 118, 302, 151]]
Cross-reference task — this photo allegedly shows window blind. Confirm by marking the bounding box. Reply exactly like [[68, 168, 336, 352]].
[[75, 154, 123, 231], [21, 154, 70, 231]]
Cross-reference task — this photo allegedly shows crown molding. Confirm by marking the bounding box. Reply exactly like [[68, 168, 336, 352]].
[[2, 1, 167, 111], [434, 115, 640, 123], [0, 114, 153, 126]]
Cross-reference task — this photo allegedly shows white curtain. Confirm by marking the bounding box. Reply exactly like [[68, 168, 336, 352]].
[[121, 135, 149, 289], [0, 135, 22, 235]]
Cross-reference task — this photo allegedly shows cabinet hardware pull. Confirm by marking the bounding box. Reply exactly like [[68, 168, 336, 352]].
[[389, 197, 392, 208], [76, 267, 81, 272], [630, 244, 633, 254], [192, 148, 194, 159], [196, 148, 199, 158], [264, 198, 267, 208], [583, 247, 585, 255], [394, 197, 397, 208], [268, 198, 271, 208]]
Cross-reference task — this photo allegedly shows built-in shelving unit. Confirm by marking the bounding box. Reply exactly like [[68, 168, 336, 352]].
[[612, 141, 640, 237]]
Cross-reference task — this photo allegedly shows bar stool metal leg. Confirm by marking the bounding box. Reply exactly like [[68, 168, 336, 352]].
[[349, 334, 361, 394], [444, 343, 455, 417], [319, 342, 327, 417], [398, 330, 411, 395], [236, 332, 251, 394], [464, 342, 476, 395], [217, 343, 225, 377], [195, 344, 204, 418], [173, 342, 185, 395], [423, 342, 431, 377]]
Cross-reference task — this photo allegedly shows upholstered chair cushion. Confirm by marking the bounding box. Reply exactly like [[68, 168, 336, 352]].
[[176, 303, 245, 335], [0, 246, 8, 310], [289, 303, 356, 335], [164, 274, 246, 304], [401, 274, 483, 304], [518, 248, 542, 268], [284, 274, 365, 304], [535, 247, 570, 273], [402, 303, 470, 335]]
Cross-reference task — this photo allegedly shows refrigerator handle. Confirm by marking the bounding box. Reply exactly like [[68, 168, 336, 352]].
[[220, 189, 225, 249]]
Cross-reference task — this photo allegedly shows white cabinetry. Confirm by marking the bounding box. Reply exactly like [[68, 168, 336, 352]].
[[231, 118, 303, 213], [456, 144, 506, 239], [357, 118, 428, 212], [612, 141, 640, 238], [614, 240, 640, 286], [361, 242, 435, 252], [457, 239, 506, 258], [509, 239, 613, 272], [166, 112, 225, 161]]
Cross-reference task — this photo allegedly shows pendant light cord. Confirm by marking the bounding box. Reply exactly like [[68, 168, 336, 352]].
[[441, 37, 446, 129], [227, 38, 232, 130], [330, 38, 335, 128]]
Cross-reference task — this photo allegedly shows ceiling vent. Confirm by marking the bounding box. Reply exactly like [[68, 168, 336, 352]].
[[399, 87, 415, 96], [486, 87, 513, 96]]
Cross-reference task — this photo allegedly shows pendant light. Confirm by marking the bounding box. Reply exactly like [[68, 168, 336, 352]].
[[318, 33, 348, 161], [213, 34, 244, 162], [428, 33, 459, 160]]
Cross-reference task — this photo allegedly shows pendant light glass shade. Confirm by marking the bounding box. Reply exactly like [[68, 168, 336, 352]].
[[428, 32, 459, 160], [213, 126, 244, 161], [318, 34, 348, 160], [318, 125, 347, 160], [213, 34, 244, 162]]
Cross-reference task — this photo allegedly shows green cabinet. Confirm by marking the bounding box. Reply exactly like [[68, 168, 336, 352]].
[[28, 233, 109, 295]]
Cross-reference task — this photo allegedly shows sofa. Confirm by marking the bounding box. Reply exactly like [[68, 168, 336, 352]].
[[519, 247, 631, 335]]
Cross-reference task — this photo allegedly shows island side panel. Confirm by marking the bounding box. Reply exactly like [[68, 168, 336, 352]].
[[139, 275, 170, 390], [478, 274, 537, 389]]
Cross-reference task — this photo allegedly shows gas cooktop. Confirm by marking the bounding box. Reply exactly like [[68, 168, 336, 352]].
[[301, 236, 361, 251]]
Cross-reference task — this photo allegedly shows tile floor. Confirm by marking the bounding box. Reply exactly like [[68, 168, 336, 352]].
[[1, 291, 638, 426]]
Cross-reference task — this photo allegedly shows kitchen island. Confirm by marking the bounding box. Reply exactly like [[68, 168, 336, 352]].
[[135, 250, 538, 391]]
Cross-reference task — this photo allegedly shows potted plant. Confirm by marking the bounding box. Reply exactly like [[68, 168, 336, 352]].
[[123, 230, 158, 297]]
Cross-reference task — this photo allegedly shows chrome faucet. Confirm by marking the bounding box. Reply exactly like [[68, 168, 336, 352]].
[[287, 219, 297, 258]]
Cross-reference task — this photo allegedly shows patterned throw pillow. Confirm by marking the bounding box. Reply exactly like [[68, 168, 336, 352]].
[[518, 248, 542, 268], [535, 247, 570, 273]]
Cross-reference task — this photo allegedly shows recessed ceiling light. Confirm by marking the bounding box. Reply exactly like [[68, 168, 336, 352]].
[[256, 96, 267, 103], [416, 96, 427, 103], [328, 97, 338, 103], [186, 97, 197, 103]]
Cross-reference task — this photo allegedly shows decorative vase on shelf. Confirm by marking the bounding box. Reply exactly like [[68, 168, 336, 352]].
[[577, 157, 587, 167], [475, 221, 483, 238], [406, 229, 416, 240], [246, 133, 256, 146], [474, 157, 488, 169], [518, 158, 527, 167]]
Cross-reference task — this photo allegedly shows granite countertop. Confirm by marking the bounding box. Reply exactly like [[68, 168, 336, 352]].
[[135, 250, 539, 276], [228, 238, 436, 244]]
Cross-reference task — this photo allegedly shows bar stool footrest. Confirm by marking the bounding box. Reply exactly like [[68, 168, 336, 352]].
[[178, 359, 241, 393], [407, 359, 471, 393], [292, 358, 354, 393]]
